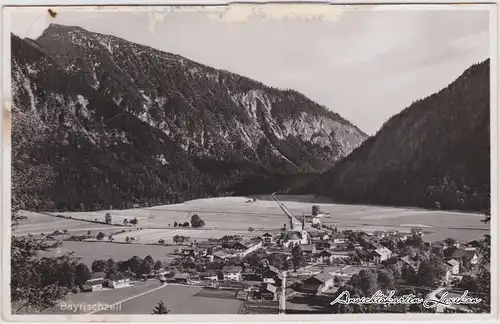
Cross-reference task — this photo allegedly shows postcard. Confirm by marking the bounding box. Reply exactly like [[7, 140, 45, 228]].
[[1, 2, 497, 322]]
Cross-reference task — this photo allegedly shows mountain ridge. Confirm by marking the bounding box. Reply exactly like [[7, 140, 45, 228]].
[[11, 24, 367, 211]]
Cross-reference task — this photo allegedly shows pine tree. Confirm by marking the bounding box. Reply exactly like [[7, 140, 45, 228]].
[[152, 301, 170, 314]]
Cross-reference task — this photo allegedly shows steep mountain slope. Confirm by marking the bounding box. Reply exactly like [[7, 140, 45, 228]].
[[299, 60, 490, 212], [11, 24, 367, 211]]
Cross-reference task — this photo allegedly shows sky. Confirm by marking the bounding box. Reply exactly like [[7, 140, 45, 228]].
[[8, 5, 491, 135]]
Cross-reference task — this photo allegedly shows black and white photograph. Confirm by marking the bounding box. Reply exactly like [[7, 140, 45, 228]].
[[2, 3, 496, 319]]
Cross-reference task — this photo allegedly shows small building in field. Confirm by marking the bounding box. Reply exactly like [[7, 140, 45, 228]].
[[106, 272, 131, 289]]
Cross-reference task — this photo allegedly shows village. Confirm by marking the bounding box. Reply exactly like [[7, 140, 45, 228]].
[[59, 196, 488, 315]]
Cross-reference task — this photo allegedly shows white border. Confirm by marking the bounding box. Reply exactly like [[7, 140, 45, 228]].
[[1, 1, 498, 323]]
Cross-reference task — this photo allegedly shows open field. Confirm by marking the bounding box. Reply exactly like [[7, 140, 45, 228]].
[[43, 280, 163, 314], [94, 285, 243, 314], [15, 194, 490, 244], [37, 241, 178, 266], [12, 212, 126, 236], [110, 228, 260, 244]]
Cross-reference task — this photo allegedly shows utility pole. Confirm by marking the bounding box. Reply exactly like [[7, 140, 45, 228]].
[[279, 271, 287, 314]]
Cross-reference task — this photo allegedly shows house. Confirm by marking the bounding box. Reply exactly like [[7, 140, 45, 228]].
[[222, 266, 242, 281], [446, 259, 460, 275], [465, 240, 482, 249], [180, 247, 199, 257], [301, 244, 317, 256], [170, 272, 190, 283], [259, 283, 277, 300], [328, 266, 360, 280], [212, 251, 232, 262], [83, 272, 106, 291], [261, 233, 275, 245], [331, 236, 346, 244], [301, 271, 334, 294], [315, 240, 334, 250], [239, 239, 263, 257], [443, 264, 453, 283], [329, 250, 352, 260], [195, 240, 221, 251], [311, 217, 321, 225], [157, 270, 171, 281], [400, 256, 419, 272], [370, 247, 392, 263], [260, 266, 282, 286], [313, 250, 336, 264], [451, 249, 479, 266], [106, 272, 131, 289]]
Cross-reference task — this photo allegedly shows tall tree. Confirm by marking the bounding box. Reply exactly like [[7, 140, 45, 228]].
[[190, 214, 205, 228], [104, 259, 117, 275], [74, 263, 91, 286]]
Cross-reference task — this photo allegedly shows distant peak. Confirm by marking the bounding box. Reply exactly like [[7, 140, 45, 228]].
[[43, 23, 89, 35]]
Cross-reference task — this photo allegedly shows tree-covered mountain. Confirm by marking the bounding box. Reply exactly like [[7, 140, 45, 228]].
[[11, 24, 367, 211], [298, 60, 490, 212]]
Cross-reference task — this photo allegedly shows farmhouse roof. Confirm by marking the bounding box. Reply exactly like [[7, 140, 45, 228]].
[[262, 232, 273, 237], [301, 244, 316, 252], [108, 272, 130, 281], [90, 272, 106, 279], [222, 266, 242, 273], [199, 271, 219, 277], [268, 265, 279, 273], [173, 272, 190, 279], [329, 250, 351, 256], [264, 283, 277, 294], [88, 279, 105, 285], [452, 249, 477, 261], [316, 250, 333, 257], [212, 251, 231, 258]]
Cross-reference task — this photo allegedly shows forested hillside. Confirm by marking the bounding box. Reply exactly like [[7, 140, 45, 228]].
[[299, 60, 490, 212], [11, 24, 366, 211]]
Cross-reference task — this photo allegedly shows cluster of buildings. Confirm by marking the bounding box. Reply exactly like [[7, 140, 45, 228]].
[[82, 272, 132, 291]]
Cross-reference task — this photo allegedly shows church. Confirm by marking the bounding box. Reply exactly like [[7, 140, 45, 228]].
[[280, 215, 310, 248]]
